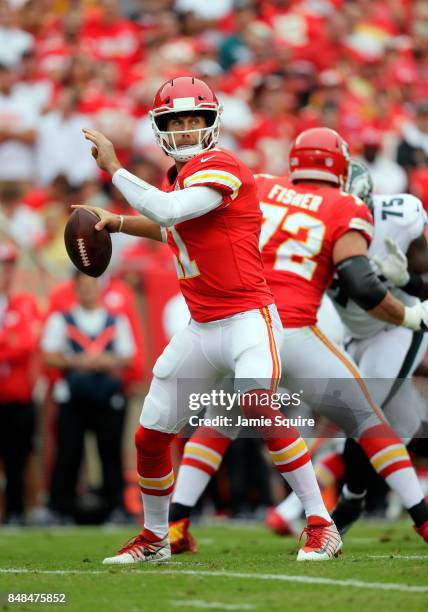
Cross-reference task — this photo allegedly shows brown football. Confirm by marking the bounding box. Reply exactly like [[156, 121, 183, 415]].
[[64, 208, 112, 277]]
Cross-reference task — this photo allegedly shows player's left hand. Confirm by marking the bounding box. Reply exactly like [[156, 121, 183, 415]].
[[372, 237, 409, 287], [82, 128, 122, 175]]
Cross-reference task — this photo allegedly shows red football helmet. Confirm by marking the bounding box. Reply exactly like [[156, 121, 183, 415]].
[[149, 76, 222, 162], [289, 128, 350, 186]]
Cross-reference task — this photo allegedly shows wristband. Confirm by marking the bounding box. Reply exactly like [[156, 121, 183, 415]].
[[402, 305, 422, 330], [401, 272, 423, 298], [118, 215, 124, 232]]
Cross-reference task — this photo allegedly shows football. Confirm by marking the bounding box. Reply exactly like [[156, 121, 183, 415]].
[[64, 208, 112, 278]]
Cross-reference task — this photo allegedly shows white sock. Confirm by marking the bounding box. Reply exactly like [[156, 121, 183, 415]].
[[172, 464, 212, 507], [282, 462, 331, 522], [142, 493, 169, 538], [385, 468, 425, 509], [276, 491, 303, 521]]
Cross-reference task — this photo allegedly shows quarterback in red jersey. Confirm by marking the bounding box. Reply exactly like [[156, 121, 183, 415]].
[[168, 128, 428, 553], [76, 78, 340, 563]]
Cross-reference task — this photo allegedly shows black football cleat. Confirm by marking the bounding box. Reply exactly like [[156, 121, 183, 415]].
[[331, 492, 366, 536]]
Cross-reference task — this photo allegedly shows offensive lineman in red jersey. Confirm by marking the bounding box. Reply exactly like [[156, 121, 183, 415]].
[[167, 128, 428, 553], [74, 78, 342, 563]]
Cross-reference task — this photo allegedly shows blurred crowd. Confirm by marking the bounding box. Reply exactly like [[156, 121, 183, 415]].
[[2, 0, 428, 526]]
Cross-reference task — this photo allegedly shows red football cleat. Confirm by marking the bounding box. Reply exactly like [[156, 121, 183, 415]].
[[168, 518, 197, 554], [297, 516, 342, 561], [103, 529, 170, 565], [265, 508, 299, 537], [414, 520, 428, 542]]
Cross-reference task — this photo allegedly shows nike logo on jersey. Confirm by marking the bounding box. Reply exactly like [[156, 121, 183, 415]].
[[201, 155, 216, 163]]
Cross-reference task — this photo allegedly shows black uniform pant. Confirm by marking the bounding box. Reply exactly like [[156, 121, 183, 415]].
[[49, 395, 126, 516], [0, 401, 35, 519]]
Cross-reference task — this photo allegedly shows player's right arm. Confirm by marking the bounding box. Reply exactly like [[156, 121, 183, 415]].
[[71, 205, 163, 242], [332, 230, 427, 330]]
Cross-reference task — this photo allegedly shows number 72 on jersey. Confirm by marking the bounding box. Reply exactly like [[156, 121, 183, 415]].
[[259, 202, 326, 281]]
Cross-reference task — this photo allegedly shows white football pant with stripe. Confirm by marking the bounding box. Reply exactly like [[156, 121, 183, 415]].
[[140, 304, 282, 434]]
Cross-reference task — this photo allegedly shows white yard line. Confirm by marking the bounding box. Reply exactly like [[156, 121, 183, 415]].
[[172, 601, 254, 610], [369, 555, 428, 560], [1, 568, 427, 593], [149, 569, 428, 593], [0, 569, 105, 574]]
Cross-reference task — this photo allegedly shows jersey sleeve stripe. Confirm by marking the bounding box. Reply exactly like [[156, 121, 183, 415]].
[[349, 218, 374, 237], [183, 170, 242, 192]]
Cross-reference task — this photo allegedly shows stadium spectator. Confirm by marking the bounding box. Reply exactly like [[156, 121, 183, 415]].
[[0, 62, 39, 183], [0, 183, 43, 248], [240, 73, 297, 173], [0, 243, 40, 525], [41, 272, 136, 524], [397, 100, 428, 172], [0, 1, 33, 68], [79, 0, 142, 82], [36, 201, 70, 280], [218, 0, 257, 71], [357, 126, 407, 194], [35, 87, 98, 187]]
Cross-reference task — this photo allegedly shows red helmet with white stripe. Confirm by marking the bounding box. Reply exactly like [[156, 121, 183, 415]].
[[289, 128, 350, 187], [149, 76, 222, 162]]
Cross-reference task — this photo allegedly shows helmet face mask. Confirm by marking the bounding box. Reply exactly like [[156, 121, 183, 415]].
[[346, 159, 374, 210], [149, 77, 222, 162], [289, 127, 350, 188], [151, 108, 221, 162]]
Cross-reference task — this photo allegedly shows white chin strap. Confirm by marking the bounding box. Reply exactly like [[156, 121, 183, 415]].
[[168, 142, 206, 162]]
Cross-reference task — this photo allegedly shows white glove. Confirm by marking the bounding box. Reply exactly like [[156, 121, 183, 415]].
[[372, 237, 410, 287], [402, 300, 428, 330]]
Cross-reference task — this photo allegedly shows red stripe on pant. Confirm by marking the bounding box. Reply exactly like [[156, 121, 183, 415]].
[[135, 425, 175, 496]]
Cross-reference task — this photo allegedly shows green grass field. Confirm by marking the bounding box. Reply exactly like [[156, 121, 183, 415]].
[[0, 521, 427, 612]]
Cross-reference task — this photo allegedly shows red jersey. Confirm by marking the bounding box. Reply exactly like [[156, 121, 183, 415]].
[[161, 148, 273, 322], [255, 174, 374, 327], [0, 294, 40, 403]]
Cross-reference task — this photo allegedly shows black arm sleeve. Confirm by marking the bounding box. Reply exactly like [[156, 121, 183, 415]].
[[336, 255, 388, 310], [401, 272, 423, 298]]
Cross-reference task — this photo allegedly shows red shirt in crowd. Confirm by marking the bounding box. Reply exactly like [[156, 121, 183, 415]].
[[0, 293, 41, 403]]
